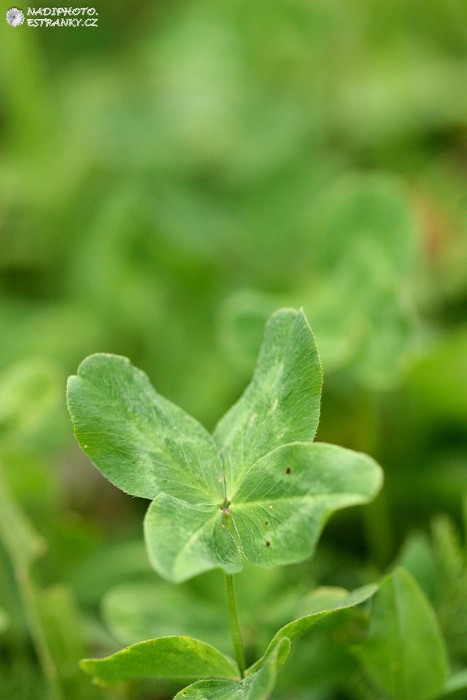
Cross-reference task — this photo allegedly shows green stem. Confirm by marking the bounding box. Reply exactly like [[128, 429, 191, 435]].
[[224, 574, 246, 677], [0, 472, 63, 700]]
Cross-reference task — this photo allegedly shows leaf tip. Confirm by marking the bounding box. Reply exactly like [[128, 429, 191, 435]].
[[79, 657, 95, 676]]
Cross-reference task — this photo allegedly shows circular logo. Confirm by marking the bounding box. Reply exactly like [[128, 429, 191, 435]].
[[6, 7, 24, 26]]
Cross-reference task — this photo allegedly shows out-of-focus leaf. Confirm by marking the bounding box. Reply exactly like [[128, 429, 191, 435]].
[[102, 581, 225, 649], [442, 669, 467, 697], [0, 359, 64, 448], [304, 173, 417, 389], [220, 174, 417, 388], [354, 567, 449, 700], [407, 328, 467, 425], [337, 51, 467, 148], [395, 516, 467, 666], [0, 302, 105, 373], [396, 530, 438, 602], [431, 516, 467, 662], [0, 659, 48, 700], [0, 607, 9, 634], [70, 541, 153, 606], [0, 469, 46, 564], [0, 473, 60, 699], [38, 585, 100, 699]]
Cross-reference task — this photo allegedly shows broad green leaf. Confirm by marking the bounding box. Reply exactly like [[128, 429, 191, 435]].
[[80, 636, 238, 685], [68, 309, 382, 582], [250, 583, 377, 673], [214, 308, 322, 491], [175, 638, 290, 700], [354, 567, 449, 700], [67, 353, 224, 502]]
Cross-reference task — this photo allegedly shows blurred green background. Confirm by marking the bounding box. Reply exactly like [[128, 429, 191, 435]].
[[0, 1, 466, 698]]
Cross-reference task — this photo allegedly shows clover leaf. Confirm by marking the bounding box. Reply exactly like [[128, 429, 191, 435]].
[[67, 308, 383, 583]]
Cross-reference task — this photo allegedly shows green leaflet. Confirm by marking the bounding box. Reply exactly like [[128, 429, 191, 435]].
[[213, 308, 322, 490], [67, 308, 383, 582], [67, 353, 223, 504], [80, 636, 239, 685], [230, 443, 382, 568], [249, 583, 377, 673], [354, 567, 449, 700], [174, 638, 290, 700], [144, 494, 241, 581]]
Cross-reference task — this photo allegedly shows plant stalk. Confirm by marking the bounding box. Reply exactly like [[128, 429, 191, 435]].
[[224, 574, 246, 677], [0, 472, 63, 700]]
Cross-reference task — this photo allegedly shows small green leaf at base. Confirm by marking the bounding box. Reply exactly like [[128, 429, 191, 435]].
[[80, 636, 239, 686], [175, 638, 290, 700], [249, 583, 377, 674]]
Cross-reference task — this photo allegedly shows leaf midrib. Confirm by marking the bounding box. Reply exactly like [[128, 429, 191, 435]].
[[219, 313, 299, 495]]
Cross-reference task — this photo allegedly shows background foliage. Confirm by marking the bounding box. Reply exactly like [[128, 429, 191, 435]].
[[0, 1, 465, 698]]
